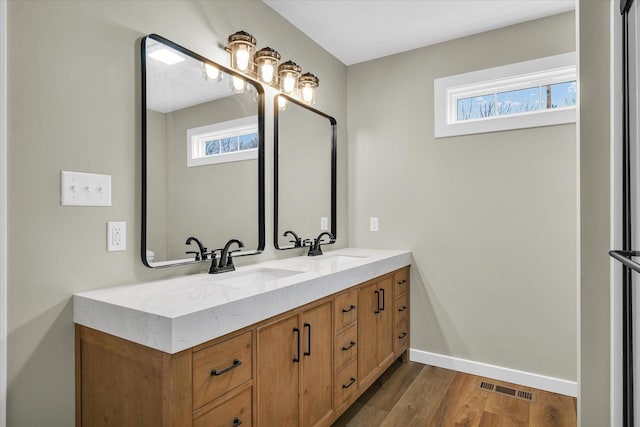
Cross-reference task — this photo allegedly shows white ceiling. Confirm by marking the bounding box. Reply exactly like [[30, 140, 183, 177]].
[[263, 0, 576, 66]]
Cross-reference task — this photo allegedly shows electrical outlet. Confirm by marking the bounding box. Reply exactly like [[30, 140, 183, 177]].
[[107, 221, 126, 252], [370, 217, 379, 232], [320, 216, 328, 231]]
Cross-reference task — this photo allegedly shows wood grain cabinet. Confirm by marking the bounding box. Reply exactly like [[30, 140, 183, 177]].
[[75, 267, 410, 427], [256, 300, 333, 427], [358, 274, 394, 388]]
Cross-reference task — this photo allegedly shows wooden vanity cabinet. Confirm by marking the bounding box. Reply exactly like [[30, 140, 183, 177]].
[[256, 300, 333, 427], [357, 274, 394, 388], [76, 266, 410, 427]]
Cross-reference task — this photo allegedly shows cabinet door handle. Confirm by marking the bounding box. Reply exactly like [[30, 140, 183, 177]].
[[374, 290, 380, 314], [293, 327, 300, 363], [398, 332, 407, 339], [342, 341, 356, 351], [211, 359, 242, 376], [303, 323, 311, 356], [233, 418, 243, 427], [342, 377, 356, 389], [342, 304, 356, 313], [398, 279, 407, 285], [398, 306, 407, 312], [380, 288, 385, 311]]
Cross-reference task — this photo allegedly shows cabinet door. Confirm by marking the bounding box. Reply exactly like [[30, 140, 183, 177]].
[[301, 301, 334, 427], [358, 280, 379, 385], [256, 313, 300, 427], [377, 277, 394, 368]]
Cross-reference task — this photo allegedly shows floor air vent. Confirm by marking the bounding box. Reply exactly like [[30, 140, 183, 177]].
[[478, 381, 536, 402]]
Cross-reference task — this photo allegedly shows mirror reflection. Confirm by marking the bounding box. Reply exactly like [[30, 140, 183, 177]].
[[142, 34, 264, 267], [274, 94, 336, 251]]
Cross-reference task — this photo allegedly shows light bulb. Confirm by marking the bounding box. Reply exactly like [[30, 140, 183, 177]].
[[204, 63, 220, 81], [232, 76, 246, 92], [236, 49, 250, 71], [283, 76, 295, 93], [261, 63, 274, 83], [302, 86, 314, 103], [278, 97, 288, 110]]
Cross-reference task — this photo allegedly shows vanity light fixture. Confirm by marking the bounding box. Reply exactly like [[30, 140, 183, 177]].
[[278, 60, 301, 96], [227, 31, 257, 73], [226, 31, 320, 105], [202, 63, 223, 83], [255, 47, 281, 84], [299, 72, 319, 105]]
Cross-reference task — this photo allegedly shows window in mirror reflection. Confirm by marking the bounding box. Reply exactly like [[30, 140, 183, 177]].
[[187, 116, 258, 167]]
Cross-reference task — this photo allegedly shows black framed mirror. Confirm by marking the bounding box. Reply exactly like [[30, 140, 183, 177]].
[[274, 94, 336, 250], [141, 34, 265, 268]]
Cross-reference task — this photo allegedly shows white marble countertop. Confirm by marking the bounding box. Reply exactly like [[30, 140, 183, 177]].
[[73, 248, 411, 354]]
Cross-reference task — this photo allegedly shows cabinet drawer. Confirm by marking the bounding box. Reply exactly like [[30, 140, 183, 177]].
[[395, 269, 408, 296], [335, 289, 358, 330], [395, 320, 409, 352], [395, 292, 408, 325], [335, 324, 357, 369], [335, 359, 358, 406], [193, 386, 252, 427], [193, 331, 252, 409]]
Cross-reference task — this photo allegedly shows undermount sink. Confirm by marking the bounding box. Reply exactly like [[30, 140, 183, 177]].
[[319, 254, 366, 264], [210, 268, 303, 287]]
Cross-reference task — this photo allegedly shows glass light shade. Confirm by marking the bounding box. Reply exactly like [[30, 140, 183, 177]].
[[255, 47, 281, 85], [231, 76, 247, 93], [278, 60, 301, 96], [203, 63, 223, 82], [277, 96, 288, 110], [227, 31, 256, 73], [299, 72, 319, 105]]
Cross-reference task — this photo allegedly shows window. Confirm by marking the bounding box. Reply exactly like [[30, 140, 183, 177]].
[[187, 116, 258, 167], [434, 52, 576, 138]]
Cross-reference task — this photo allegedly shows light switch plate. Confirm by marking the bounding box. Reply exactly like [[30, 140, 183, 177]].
[[61, 170, 111, 206], [107, 221, 126, 252]]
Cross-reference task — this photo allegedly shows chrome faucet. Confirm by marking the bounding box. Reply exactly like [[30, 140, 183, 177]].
[[307, 232, 335, 256], [209, 239, 245, 274], [185, 236, 208, 260], [283, 230, 302, 247]]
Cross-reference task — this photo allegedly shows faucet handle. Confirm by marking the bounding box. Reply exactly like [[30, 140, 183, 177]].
[[185, 251, 201, 261], [225, 249, 242, 266]]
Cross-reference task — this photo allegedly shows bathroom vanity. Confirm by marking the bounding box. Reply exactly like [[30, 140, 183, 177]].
[[74, 249, 410, 426]]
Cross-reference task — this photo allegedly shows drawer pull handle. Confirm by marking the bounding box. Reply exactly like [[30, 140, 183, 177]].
[[342, 341, 356, 351], [342, 377, 356, 389], [398, 332, 408, 339], [342, 305, 356, 313], [211, 359, 242, 376], [233, 418, 243, 427], [398, 306, 407, 312]]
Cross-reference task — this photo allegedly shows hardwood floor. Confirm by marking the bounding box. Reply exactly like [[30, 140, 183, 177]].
[[331, 360, 576, 427]]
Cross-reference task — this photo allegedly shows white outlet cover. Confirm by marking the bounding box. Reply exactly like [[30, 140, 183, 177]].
[[370, 217, 379, 232], [320, 216, 328, 231], [107, 221, 126, 252], [61, 170, 111, 206]]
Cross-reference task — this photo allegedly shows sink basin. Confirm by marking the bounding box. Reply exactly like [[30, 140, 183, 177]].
[[320, 255, 366, 264], [210, 268, 303, 287]]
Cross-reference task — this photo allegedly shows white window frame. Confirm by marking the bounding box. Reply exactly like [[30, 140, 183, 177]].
[[187, 115, 258, 167], [434, 52, 576, 138]]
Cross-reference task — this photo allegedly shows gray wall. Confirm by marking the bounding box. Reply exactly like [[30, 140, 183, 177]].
[[578, 1, 611, 425], [6, 1, 347, 425], [348, 12, 577, 382]]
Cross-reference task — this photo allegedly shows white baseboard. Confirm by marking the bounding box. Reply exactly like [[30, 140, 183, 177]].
[[410, 348, 578, 397]]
